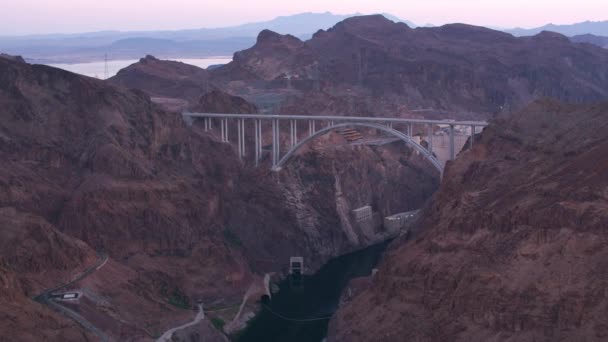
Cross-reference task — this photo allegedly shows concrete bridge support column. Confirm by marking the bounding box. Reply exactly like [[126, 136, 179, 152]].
[[254, 120, 262, 166], [449, 124, 455, 160], [470, 125, 475, 149], [237, 119, 245, 159], [220, 119, 228, 142], [272, 119, 280, 166], [204, 117, 210, 131], [408, 124, 413, 137], [290, 120, 297, 147], [241, 119, 246, 157], [219, 119, 223, 141], [308, 120, 316, 136], [387, 122, 393, 129], [428, 124, 433, 153]]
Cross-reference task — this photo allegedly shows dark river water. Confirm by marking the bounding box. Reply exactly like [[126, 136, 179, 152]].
[[237, 241, 390, 342]]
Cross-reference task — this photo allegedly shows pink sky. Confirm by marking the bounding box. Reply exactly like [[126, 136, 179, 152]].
[[2, 0, 607, 35]]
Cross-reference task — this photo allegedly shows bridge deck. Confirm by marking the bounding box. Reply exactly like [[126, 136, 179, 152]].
[[183, 112, 488, 127]]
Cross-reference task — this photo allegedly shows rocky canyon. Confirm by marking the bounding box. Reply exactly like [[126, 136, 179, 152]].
[[2, 13, 608, 342]]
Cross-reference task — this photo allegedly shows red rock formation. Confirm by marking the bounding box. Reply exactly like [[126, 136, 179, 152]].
[[214, 29, 317, 82], [107, 52, 441, 273], [0, 54, 439, 340], [110, 55, 214, 110], [194, 89, 258, 113], [110, 16, 608, 118], [213, 15, 608, 116], [0, 209, 97, 342], [0, 55, 254, 340], [328, 99, 608, 341]]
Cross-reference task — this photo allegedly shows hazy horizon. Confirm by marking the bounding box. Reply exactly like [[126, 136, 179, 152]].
[[1, 0, 607, 36]]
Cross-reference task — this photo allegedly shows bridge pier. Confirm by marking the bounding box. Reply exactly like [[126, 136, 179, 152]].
[[449, 124, 455, 160], [308, 120, 316, 136], [470, 125, 475, 149], [290, 120, 298, 147], [219, 119, 223, 141], [237, 119, 245, 159], [254, 120, 262, 166], [220, 118, 228, 142], [408, 124, 413, 137], [428, 124, 433, 154], [272, 119, 280, 166], [241, 119, 246, 157], [204, 117, 210, 131]]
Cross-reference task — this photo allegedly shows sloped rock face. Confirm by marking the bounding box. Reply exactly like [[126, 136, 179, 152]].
[[211, 15, 608, 116], [0, 56, 440, 340], [109, 16, 608, 118], [194, 89, 259, 113], [0, 56, 255, 340], [571, 34, 608, 49], [226, 142, 439, 272], [216, 29, 317, 81], [0, 209, 97, 342], [104, 50, 442, 274], [110, 55, 214, 108], [328, 99, 608, 341]]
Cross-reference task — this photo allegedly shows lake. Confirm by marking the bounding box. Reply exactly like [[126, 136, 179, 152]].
[[46, 57, 232, 79]]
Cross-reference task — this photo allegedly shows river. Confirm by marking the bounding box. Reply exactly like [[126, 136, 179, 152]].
[[237, 241, 390, 342]]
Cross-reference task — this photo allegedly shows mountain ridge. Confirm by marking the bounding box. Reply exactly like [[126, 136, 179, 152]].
[[329, 98, 608, 341], [0, 12, 413, 63], [505, 19, 608, 36], [205, 15, 608, 116]]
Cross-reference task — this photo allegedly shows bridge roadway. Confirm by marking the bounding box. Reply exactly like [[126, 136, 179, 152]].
[[183, 112, 488, 176]]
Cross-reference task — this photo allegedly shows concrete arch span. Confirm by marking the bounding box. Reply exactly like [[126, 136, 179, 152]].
[[271, 122, 443, 175]]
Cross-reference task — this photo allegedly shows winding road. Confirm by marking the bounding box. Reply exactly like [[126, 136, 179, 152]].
[[33, 252, 110, 342], [156, 304, 205, 342]]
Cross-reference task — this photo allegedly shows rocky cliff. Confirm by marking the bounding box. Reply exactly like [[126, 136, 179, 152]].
[[107, 52, 441, 273], [0, 54, 253, 340], [213, 15, 608, 117], [110, 55, 214, 110], [0, 54, 439, 340], [328, 99, 608, 341]]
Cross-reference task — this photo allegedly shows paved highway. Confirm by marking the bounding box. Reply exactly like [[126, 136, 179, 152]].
[[33, 252, 110, 342]]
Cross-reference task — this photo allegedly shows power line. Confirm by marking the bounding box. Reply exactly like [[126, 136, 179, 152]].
[[262, 304, 333, 322]]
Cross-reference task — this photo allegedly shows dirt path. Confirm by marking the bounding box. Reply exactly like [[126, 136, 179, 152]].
[[156, 304, 205, 342]]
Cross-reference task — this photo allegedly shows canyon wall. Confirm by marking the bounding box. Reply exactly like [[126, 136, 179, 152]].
[[329, 99, 608, 342]]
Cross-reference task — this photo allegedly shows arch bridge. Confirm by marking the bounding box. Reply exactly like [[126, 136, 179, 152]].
[[182, 112, 488, 176]]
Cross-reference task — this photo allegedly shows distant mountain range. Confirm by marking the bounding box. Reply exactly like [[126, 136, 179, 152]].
[[1, 12, 606, 64], [0, 12, 414, 63], [505, 20, 608, 37], [570, 34, 608, 48], [502, 21, 608, 49]]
